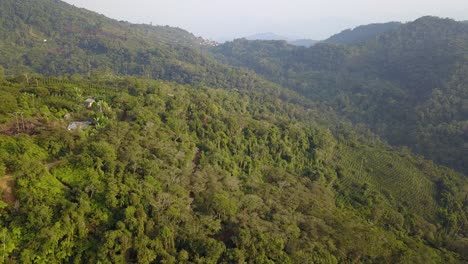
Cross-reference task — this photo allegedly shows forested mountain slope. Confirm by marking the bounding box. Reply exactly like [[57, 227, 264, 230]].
[[325, 22, 402, 44], [0, 75, 466, 262], [0, 0, 272, 90], [0, 0, 353, 127], [0, 1, 467, 262], [211, 16, 468, 175]]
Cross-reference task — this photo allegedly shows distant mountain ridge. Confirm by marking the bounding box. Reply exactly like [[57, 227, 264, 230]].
[[245, 32, 289, 41], [245, 32, 317, 47], [288, 39, 318, 47], [325, 22, 402, 44]]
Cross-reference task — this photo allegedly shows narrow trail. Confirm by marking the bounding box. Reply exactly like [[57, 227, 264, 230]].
[[45, 160, 72, 190], [0, 175, 17, 206], [45, 160, 62, 170]]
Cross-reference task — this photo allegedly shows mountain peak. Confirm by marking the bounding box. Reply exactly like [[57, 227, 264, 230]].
[[325, 22, 402, 44]]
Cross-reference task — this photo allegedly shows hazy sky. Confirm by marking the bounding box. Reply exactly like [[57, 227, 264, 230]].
[[63, 0, 468, 41]]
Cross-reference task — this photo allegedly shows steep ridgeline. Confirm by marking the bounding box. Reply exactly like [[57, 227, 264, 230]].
[[324, 22, 402, 44], [0, 75, 466, 262], [211, 16, 468, 175], [0, 0, 275, 90]]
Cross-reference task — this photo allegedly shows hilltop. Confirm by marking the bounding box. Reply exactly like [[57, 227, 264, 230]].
[[325, 22, 402, 44]]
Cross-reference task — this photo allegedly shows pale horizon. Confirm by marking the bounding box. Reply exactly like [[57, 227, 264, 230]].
[[63, 0, 468, 41]]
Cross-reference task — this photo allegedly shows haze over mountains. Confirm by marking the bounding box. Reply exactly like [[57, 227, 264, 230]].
[[244, 22, 404, 47], [61, 0, 468, 42], [245, 32, 290, 41], [245, 21, 421, 47], [0, 0, 467, 263], [245, 32, 318, 47]]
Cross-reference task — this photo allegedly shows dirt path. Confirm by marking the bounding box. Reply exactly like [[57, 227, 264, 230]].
[[0, 175, 17, 206], [45, 160, 62, 170]]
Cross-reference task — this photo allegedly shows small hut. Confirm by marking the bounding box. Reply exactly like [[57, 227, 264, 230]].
[[67, 121, 92, 131], [85, 98, 96, 109]]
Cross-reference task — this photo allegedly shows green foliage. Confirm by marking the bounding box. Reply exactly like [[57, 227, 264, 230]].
[[0, 65, 4, 81], [212, 16, 468, 175], [0, 91, 17, 115], [0, 0, 273, 92], [0, 1, 466, 262], [0, 76, 465, 263]]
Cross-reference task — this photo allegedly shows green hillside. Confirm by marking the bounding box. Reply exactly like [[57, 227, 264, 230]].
[[0, 0, 273, 91], [0, 75, 466, 263], [0, 0, 467, 262], [211, 16, 468, 175], [325, 22, 402, 44]]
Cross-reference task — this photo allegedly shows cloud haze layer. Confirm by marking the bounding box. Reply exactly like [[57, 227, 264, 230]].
[[63, 0, 468, 40]]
